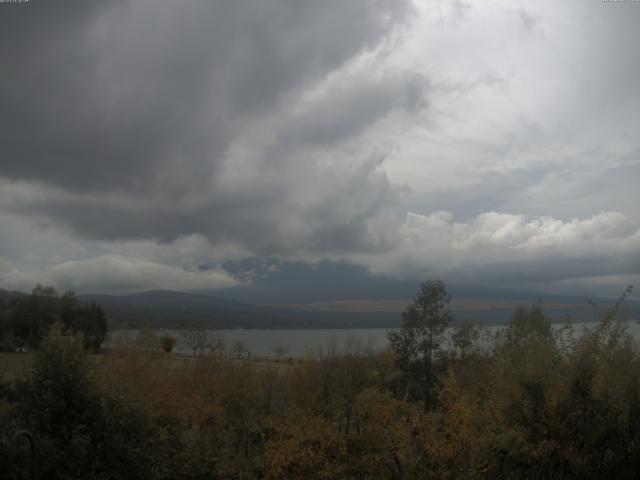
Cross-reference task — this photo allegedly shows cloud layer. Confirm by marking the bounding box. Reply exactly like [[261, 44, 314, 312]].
[[2, 255, 238, 295], [0, 0, 639, 295], [0, 0, 418, 252], [354, 211, 640, 293]]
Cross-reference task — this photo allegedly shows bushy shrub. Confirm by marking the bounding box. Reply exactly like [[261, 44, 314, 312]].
[[160, 335, 177, 354], [16, 332, 163, 480]]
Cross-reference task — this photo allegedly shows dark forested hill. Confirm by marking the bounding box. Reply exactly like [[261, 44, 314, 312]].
[[3, 286, 637, 330], [78, 290, 307, 329], [79, 288, 638, 329], [0, 289, 27, 301]]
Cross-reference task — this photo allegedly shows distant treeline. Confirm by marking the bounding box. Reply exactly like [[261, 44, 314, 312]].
[[0, 284, 107, 352], [1, 281, 639, 479]]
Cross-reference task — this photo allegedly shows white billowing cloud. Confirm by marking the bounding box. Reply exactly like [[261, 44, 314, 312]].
[[0, 212, 244, 294], [0, 255, 239, 295], [105, 235, 253, 271], [354, 210, 640, 290], [453, 211, 636, 252], [1, 208, 638, 295]]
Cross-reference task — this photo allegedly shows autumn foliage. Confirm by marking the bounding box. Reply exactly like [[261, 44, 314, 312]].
[[1, 285, 639, 479]]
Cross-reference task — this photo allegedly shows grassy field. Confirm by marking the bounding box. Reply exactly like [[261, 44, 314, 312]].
[[0, 350, 292, 385], [0, 352, 34, 383]]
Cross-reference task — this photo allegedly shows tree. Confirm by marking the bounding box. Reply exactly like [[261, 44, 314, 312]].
[[159, 335, 177, 354], [210, 333, 226, 358], [17, 331, 159, 479], [9, 285, 60, 350], [7, 287, 108, 352], [388, 279, 452, 410], [233, 340, 247, 359], [273, 344, 287, 360], [450, 320, 479, 359], [264, 409, 346, 480], [0, 297, 10, 351], [77, 302, 108, 352], [136, 325, 159, 353], [504, 303, 552, 348], [181, 326, 210, 357]]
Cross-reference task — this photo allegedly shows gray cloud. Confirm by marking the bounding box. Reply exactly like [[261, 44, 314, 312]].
[[0, 0, 413, 191], [352, 210, 640, 294], [2, 254, 239, 295], [1, 0, 639, 296], [0, 0, 418, 253]]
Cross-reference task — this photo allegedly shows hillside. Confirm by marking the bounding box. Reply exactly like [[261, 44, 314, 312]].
[[81, 287, 638, 329], [3, 286, 636, 329]]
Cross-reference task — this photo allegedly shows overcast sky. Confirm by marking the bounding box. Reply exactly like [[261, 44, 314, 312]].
[[1, 0, 639, 297]]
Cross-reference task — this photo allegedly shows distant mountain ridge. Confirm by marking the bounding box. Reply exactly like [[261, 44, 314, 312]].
[[0, 289, 27, 301], [80, 290, 259, 313], [78, 290, 310, 329], [212, 260, 635, 305], [3, 284, 637, 329]]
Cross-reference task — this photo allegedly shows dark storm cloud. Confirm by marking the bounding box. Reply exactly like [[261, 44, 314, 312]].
[[3, 156, 398, 255], [0, 0, 418, 253], [1, 0, 639, 296]]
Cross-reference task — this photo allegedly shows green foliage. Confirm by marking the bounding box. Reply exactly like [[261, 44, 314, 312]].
[[16, 332, 161, 480], [136, 325, 160, 353], [388, 279, 452, 409], [1, 285, 108, 352], [450, 320, 479, 359], [160, 335, 177, 354], [505, 303, 553, 347]]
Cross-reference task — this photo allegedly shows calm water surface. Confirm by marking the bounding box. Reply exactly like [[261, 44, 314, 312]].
[[110, 321, 640, 358]]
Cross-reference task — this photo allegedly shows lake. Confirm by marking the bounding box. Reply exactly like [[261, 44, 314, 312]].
[[110, 321, 640, 358]]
